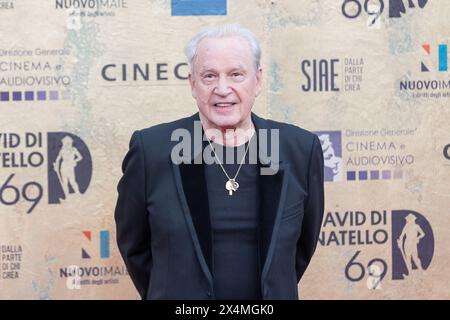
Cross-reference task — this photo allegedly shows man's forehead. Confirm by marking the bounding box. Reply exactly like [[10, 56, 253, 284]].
[[198, 62, 248, 73], [197, 36, 251, 54], [195, 37, 253, 69]]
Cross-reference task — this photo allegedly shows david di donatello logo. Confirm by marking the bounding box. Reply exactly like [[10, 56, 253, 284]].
[[47, 132, 92, 204], [391, 210, 433, 280], [171, 0, 226, 16], [315, 129, 416, 182], [319, 209, 434, 288], [341, 0, 429, 27], [0, 132, 92, 214]]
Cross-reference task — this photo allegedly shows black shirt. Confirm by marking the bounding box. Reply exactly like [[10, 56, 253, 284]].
[[204, 134, 261, 299]]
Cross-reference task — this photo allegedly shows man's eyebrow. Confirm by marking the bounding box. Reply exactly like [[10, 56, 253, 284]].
[[199, 68, 217, 75], [199, 65, 247, 74], [229, 66, 246, 73]]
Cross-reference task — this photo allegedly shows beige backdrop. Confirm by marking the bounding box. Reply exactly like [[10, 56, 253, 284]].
[[0, 0, 449, 299]]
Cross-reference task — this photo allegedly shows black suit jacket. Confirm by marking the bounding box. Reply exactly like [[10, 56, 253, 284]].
[[114, 112, 324, 300]]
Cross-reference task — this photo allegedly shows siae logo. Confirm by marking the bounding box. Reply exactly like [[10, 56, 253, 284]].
[[81, 230, 110, 259], [300, 59, 340, 92]]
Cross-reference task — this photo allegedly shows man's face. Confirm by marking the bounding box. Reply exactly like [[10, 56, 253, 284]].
[[189, 36, 262, 130]]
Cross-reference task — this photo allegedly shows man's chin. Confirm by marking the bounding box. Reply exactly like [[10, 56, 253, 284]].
[[208, 112, 241, 129], [211, 120, 240, 130]]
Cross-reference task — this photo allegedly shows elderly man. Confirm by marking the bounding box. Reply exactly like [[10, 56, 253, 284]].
[[115, 24, 324, 300]]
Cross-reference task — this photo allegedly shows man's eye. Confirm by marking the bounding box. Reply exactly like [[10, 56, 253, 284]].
[[203, 74, 215, 79], [232, 73, 242, 77]]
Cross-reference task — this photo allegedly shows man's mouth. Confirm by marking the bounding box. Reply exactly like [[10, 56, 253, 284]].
[[213, 102, 236, 108]]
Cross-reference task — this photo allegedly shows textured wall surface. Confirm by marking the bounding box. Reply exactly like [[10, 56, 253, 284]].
[[0, 0, 449, 299]]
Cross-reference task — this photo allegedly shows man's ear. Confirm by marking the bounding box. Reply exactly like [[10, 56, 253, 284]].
[[188, 73, 197, 99], [255, 67, 263, 97]]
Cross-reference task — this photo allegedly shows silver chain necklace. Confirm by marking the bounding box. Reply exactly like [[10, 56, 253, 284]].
[[206, 132, 253, 196]]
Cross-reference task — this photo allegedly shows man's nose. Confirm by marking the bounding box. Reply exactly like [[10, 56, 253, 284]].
[[213, 76, 232, 96]]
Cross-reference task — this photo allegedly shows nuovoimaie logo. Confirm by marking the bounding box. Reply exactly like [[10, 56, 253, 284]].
[[391, 210, 434, 280], [399, 42, 450, 97], [316, 131, 343, 182], [81, 230, 110, 259], [47, 132, 92, 204], [60, 229, 127, 289], [171, 0, 226, 16], [421, 43, 448, 72]]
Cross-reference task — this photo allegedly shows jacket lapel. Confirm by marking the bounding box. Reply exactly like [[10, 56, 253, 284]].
[[172, 113, 213, 286], [177, 160, 213, 281], [251, 113, 289, 282]]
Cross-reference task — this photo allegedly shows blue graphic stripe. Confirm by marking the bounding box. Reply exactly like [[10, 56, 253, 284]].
[[438, 44, 447, 72], [100, 230, 110, 259], [171, 0, 226, 16]]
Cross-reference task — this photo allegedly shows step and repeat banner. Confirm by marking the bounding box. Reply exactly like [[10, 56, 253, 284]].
[[0, 0, 449, 299]]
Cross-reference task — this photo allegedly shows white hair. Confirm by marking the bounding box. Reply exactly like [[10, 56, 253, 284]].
[[184, 24, 261, 75]]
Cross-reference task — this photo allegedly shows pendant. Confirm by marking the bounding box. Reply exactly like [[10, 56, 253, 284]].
[[225, 179, 239, 196]]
